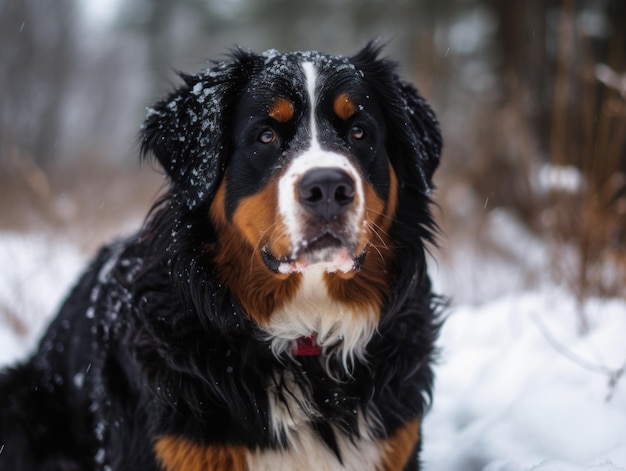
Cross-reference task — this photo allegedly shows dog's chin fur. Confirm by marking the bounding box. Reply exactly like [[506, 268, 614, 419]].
[[0, 43, 443, 471]]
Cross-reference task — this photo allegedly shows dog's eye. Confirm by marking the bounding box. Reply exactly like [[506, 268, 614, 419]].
[[350, 125, 365, 140], [258, 130, 276, 144]]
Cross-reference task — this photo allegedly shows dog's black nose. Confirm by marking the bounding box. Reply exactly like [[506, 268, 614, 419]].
[[298, 168, 355, 220]]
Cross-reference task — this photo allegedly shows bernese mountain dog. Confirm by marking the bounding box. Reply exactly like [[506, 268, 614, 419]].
[[0, 43, 442, 470]]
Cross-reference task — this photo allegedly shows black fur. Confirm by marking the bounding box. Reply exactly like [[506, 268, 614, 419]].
[[0, 43, 442, 470]]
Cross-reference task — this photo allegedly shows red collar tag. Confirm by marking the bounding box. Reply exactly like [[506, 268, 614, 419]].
[[293, 334, 322, 356]]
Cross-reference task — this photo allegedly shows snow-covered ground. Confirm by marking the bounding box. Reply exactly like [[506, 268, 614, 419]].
[[422, 292, 626, 471], [0, 232, 86, 366], [0, 229, 625, 470]]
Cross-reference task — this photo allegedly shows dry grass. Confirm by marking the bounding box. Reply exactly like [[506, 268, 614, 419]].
[[0, 142, 164, 253], [434, 1, 626, 311], [554, 10, 626, 307]]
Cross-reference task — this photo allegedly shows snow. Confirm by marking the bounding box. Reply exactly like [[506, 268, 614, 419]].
[[537, 164, 585, 194], [0, 227, 625, 471], [422, 291, 626, 471], [0, 232, 85, 365]]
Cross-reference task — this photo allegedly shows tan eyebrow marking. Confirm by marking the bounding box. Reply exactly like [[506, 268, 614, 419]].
[[269, 97, 295, 123], [333, 93, 357, 120]]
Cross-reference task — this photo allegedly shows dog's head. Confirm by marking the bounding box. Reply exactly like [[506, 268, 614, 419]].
[[141, 44, 441, 350]]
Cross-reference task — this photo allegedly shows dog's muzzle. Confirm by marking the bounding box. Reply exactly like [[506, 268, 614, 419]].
[[263, 167, 367, 274]]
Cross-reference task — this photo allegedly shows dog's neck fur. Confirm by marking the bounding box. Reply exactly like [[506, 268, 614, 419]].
[[264, 266, 378, 368]]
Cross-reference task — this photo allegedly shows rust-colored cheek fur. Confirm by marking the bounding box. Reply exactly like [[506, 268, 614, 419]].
[[154, 436, 248, 471], [209, 179, 300, 324]]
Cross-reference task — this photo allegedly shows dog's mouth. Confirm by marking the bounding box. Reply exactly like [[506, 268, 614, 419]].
[[261, 232, 367, 275]]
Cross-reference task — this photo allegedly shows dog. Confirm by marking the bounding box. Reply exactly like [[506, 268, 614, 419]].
[[0, 43, 442, 470]]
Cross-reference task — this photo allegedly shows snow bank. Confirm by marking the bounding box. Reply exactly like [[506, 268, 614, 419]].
[[423, 290, 626, 471]]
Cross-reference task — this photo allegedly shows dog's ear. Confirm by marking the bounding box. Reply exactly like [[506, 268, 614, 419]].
[[392, 79, 442, 192], [140, 51, 258, 209], [351, 43, 442, 194]]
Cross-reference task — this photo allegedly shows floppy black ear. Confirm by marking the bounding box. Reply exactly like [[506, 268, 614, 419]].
[[140, 51, 258, 209], [350, 43, 442, 193]]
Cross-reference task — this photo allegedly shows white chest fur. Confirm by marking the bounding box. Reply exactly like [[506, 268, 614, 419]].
[[256, 266, 384, 469], [264, 266, 377, 367], [247, 426, 384, 470], [258, 370, 384, 470]]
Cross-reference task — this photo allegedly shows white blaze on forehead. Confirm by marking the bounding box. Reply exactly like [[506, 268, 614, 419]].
[[276, 61, 366, 262], [301, 61, 319, 147]]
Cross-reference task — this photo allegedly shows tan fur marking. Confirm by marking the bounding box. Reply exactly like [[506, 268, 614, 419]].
[[384, 163, 399, 232], [269, 97, 295, 123], [333, 93, 357, 120], [154, 436, 248, 471], [379, 420, 420, 471], [209, 179, 300, 323]]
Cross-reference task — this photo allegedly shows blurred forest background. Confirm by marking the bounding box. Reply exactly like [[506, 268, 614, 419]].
[[1, 0, 625, 307]]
